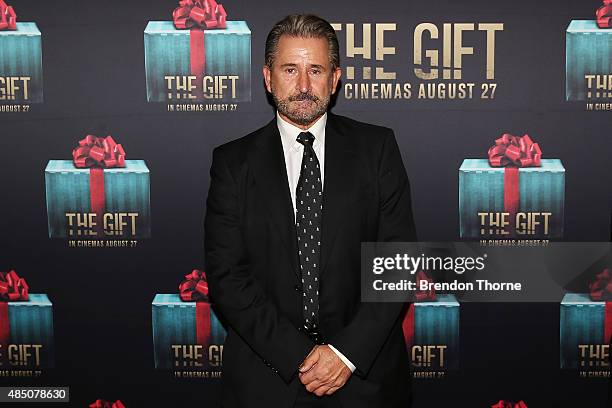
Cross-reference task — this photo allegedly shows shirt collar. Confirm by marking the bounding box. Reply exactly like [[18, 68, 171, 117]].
[[277, 112, 327, 152]]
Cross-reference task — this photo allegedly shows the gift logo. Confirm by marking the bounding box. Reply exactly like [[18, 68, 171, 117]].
[[153, 271, 227, 379], [331, 21, 503, 102], [566, 10, 612, 110], [0, 344, 45, 369], [0, 271, 53, 376], [411, 345, 447, 368], [171, 343, 224, 369], [45, 135, 151, 245], [478, 212, 553, 236], [64, 212, 139, 239], [0, 1, 43, 110], [459, 134, 565, 243], [144, 0, 251, 110], [578, 344, 610, 373], [0, 76, 31, 102], [403, 292, 459, 378]]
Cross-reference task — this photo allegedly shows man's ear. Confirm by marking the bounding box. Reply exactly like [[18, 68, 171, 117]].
[[263, 65, 272, 93], [331, 67, 342, 94]]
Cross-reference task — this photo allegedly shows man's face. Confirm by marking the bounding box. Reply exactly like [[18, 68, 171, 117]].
[[263, 35, 342, 127]]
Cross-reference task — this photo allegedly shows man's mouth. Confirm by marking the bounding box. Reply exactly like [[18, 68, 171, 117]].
[[292, 99, 315, 104]]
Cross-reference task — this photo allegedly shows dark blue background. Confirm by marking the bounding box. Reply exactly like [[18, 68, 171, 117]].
[[0, 0, 610, 406]]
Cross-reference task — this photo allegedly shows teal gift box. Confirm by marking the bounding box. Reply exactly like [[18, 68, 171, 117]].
[[0, 22, 43, 103], [405, 294, 460, 370], [152, 294, 226, 369], [144, 21, 251, 102], [459, 159, 565, 238], [566, 20, 612, 101], [44, 160, 151, 239], [560, 293, 610, 370], [2, 294, 54, 368]]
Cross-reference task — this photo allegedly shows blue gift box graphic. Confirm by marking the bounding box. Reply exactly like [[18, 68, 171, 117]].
[[560, 293, 610, 370], [0, 22, 43, 103], [45, 160, 151, 239], [1, 294, 54, 368], [459, 158, 565, 239], [566, 20, 612, 101], [404, 294, 460, 370], [144, 20, 251, 102], [152, 294, 226, 369]]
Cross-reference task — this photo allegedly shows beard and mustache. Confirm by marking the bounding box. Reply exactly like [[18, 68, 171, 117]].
[[271, 86, 331, 126]]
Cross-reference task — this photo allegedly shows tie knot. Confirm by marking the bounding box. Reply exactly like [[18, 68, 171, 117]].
[[296, 132, 315, 147]]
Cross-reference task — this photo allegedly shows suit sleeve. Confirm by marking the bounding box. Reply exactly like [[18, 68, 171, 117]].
[[329, 129, 417, 379], [204, 146, 315, 384]]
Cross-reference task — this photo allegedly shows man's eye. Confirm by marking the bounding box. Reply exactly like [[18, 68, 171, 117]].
[[310, 69, 321, 75], [286, 68, 296, 74]]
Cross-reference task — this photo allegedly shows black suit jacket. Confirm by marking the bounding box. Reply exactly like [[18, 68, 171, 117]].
[[204, 112, 417, 407]]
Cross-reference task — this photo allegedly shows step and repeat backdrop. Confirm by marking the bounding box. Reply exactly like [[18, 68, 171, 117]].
[[0, 0, 611, 406]]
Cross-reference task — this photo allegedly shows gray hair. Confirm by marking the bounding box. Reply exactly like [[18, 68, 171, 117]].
[[264, 14, 340, 70]]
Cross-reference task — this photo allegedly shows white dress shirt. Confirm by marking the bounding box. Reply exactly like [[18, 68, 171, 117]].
[[276, 112, 357, 374]]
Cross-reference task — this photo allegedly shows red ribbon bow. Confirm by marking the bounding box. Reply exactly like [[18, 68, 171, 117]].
[[178, 269, 212, 347], [171, 0, 228, 97], [172, 0, 227, 30], [487, 133, 542, 234], [179, 269, 209, 302], [488, 133, 542, 168], [491, 400, 528, 408], [89, 400, 125, 408], [72, 135, 126, 169], [0, 0, 16, 31], [0, 270, 29, 302], [589, 268, 612, 301], [597, 0, 612, 28], [0, 270, 29, 354], [415, 270, 436, 302], [72, 135, 126, 233]]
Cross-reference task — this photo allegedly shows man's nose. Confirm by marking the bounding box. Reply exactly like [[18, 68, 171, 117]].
[[297, 71, 311, 93]]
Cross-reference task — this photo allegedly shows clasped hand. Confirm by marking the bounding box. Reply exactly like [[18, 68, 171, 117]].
[[298, 345, 352, 397]]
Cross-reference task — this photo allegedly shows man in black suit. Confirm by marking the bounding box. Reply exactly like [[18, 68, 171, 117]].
[[204, 14, 417, 407]]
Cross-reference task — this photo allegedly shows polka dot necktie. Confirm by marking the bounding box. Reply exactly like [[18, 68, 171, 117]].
[[295, 131, 322, 333]]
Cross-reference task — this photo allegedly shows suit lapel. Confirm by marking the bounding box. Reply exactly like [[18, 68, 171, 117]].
[[249, 119, 300, 280], [320, 114, 356, 278]]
